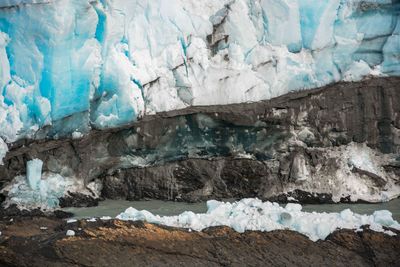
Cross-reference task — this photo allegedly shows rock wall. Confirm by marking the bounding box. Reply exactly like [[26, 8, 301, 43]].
[[0, 0, 399, 141], [1, 77, 400, 205]]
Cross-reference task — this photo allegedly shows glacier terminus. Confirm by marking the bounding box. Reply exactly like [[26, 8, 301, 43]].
[[0, 0, 399, 144]]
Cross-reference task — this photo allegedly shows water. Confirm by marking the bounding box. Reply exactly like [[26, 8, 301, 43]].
[[63, 200, 208, 219], [63, 198, 400, 221]]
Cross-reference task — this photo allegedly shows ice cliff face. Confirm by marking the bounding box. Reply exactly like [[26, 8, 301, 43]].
[[0, 0, 399, 145]]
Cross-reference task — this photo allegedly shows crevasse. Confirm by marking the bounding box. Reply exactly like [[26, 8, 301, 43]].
[[0, 0, 398, 146]]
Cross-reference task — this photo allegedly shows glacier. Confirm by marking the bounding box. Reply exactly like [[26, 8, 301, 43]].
[[0, 0, 398, 148]]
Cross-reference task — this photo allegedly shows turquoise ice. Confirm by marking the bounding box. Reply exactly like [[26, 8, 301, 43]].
[[0, 0, 398, 145], [26, 159, 43, 190]]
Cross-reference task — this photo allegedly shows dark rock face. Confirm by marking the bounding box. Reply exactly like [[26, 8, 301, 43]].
[[102, 158, 268, 202], [0, 77, 399, 204], [59, 193, 99, 208], [0, 204, 73, 219], [0, 218, 399, 267], [267, 189, 335, 204]]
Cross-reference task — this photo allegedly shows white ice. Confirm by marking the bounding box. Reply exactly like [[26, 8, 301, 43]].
[[117, 198, 400, 242], [66, 230, 75, 236]]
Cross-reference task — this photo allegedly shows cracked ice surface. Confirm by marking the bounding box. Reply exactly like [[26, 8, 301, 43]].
[[0, 0, 398, 152]]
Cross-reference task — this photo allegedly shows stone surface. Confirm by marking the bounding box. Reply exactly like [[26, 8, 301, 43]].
[[0, 78, 399, 205], [0, 204, 73, 219], [0, 217, 399, 267], [59, 193, 99, 208]]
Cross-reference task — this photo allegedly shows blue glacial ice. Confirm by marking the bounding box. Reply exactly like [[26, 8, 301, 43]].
[[1, 158, 101, 210], [117, 198, 400, 241], [1, 158, 66, 209], [26, 159, 43, 190], [0, 0, 398, 149], [3, 172, 67, 210]]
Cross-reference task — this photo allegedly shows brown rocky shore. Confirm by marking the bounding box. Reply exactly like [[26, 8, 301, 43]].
[[0, 216, 399, 267]]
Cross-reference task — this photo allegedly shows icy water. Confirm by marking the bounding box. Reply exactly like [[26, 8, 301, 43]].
[[63, 198, 400, 222]]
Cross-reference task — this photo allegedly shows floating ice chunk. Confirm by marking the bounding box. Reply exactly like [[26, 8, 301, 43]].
[[340, 209, 354, 221], [373, 210, 396, 227], [120, 208, 163, 225], [66, 230, 75, 236], [26, 159, 43, 190], [285, 203, 302, 212], [206, 200, 224, 213], [117, 198, 400, 241]]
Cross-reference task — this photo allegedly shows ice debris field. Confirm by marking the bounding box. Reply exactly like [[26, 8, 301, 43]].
[[116, 198, 400, 241], [1, 159, 97, 210], [0, 0, 399, 147]]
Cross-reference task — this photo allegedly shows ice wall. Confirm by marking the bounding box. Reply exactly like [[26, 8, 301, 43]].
[[0, 0, 398, 145]]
